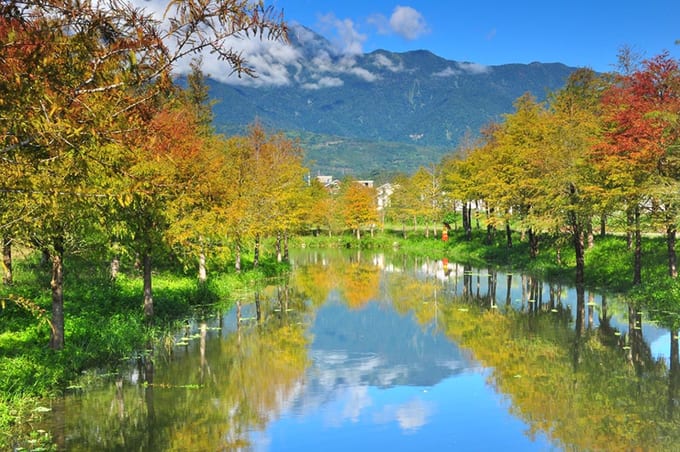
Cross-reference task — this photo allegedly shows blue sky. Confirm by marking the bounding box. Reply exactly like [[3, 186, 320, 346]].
[[270, 0, 680, 73]]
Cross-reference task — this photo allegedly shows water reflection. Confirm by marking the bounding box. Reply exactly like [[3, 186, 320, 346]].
[[38, 250, 680, 451]]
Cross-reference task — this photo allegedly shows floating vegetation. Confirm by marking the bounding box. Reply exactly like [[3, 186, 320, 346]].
[[32, 406, 51, 413], [142, 382, 202, 389]]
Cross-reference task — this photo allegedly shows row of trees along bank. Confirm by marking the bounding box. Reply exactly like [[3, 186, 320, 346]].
[[380, 52, 680, 303]]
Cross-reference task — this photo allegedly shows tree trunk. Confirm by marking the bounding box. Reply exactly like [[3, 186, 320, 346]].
[[485, 207, 495, 245], [600, 214, 606, 237], [49, 238, 65, 350], [253, 234, 260, 268], [668, 224, 678, 278], [356, 228, 361, 240], [528, 227, 539, 258], [463, 202, 472, 241], [506, 221, 513, 248], [235, 243, 241, 272], [110, 255, 120, 281], [571, 216, 585, 288], [2, 235, 12, 285], [462, 203, 468, 236], [283, 232, 289, 262], [633, 205, 642, 286], [143, 251, 153, 319], [198, 251, 207, 284], [626, 208, 634, 250], [198, 237, 207, 284], [276, 231, 282, 263], [587, 217, 594, 249]]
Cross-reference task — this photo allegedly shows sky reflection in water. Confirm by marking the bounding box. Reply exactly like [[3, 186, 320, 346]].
[[247, 294, 554, 451]]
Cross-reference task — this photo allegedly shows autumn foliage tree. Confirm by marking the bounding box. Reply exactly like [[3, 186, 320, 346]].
[[0, 0, 286, 348], [597, 52, 680, 283], [339, 179, 378, 240]]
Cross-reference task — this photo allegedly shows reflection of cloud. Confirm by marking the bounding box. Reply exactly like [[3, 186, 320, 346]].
[[342, 386, 372, 423], [396, 399, 432, 431], [373, 397, 434, 433]]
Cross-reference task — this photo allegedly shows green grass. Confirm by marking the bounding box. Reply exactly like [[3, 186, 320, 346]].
[[0, 249, 284, 449]]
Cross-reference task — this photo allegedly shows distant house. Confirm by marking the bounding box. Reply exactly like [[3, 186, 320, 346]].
[[315, 175, 340, 193], [376, 183, 395, 211], [315, 175, 376, 193]]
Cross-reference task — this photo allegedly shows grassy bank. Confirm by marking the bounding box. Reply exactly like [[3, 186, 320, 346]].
[[0, 250, 287, 450]]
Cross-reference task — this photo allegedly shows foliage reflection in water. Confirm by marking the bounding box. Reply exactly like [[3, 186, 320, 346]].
[[39, 250, 680, 451]]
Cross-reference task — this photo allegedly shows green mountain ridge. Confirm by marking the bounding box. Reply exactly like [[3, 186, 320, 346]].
[[207, 25, 578, 176]]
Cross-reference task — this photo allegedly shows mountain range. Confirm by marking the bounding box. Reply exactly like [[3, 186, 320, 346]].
[[205, 24, 578, 177]]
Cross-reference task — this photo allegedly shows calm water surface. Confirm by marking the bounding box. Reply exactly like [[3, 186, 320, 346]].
[[40, 250, 680, 451]]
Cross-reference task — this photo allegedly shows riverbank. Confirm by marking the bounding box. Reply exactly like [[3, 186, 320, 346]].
[[0, 251, 287, 450], [295, 227, 680, 322]]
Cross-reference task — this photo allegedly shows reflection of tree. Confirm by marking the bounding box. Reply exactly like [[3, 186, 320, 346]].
[[339, 261, 381, 309], [48, 288, 310, 450], [432, 293, 680, 451]]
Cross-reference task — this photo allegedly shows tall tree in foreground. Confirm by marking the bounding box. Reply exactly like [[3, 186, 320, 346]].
[[546, 68, 607, 287], [597, 52, 680, 284], [0, 0, 286, 347]]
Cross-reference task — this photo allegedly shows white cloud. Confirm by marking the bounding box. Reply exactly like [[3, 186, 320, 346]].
[[128, 0, 300, 86], [302, 76, 344, 90], [350, 66, 379, 82], [367, 13, 391, 35], [432, 67, 459, 77], [318, 13, 367, 55], [373, 53, 405, 72], [129, 1, 382, 88], [457, 62, 491, 74], [389, 6, 429, 40], [198, 35, 301, 86]]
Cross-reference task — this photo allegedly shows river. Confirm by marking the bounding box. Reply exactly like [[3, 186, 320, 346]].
[[38, 249, 680, 451]]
